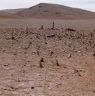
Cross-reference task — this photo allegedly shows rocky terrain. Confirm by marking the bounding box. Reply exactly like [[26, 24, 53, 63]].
[[0, 23, 95, 96], [0, 2, 95, 96]]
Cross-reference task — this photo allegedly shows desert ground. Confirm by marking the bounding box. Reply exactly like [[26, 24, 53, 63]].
[[0, 19, 95, 29], [0, 18, 95, 96]]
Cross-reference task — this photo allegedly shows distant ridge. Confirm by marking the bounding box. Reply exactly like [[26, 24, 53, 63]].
[[3, 8, 25, 14], [0, 11, 20, 19]]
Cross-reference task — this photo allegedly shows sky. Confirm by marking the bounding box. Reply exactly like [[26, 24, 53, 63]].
[[0, 0, 95, 12]]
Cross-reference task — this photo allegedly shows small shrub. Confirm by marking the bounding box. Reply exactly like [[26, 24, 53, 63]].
[[39, 58, 44, 68], [37, 50, 40, 56], [47, 34, 55, 38], [51, 22, 55, 30], [31, 87, 34, 89], [11, 36, 15, 40], [50, 51, 54, 56], [40, 25, 44, 30], [55, 59, 60, 66]]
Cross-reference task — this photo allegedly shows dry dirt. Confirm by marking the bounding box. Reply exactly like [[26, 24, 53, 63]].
[[0, 19, 95, 96]]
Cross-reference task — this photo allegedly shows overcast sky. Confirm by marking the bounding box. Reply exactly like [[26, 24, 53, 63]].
[[0, 0, 95, 12]]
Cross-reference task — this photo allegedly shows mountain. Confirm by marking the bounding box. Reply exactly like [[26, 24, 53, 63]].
[[16, 3, 95, 19], [1, 3, 95, 19]]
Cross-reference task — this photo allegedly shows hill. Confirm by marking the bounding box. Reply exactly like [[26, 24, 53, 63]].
[[16, 3, 95, 19]]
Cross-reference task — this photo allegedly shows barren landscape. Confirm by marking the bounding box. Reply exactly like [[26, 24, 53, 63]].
[[0, 3, 95, 96]]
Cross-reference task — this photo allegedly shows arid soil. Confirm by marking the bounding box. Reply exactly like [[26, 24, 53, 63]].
[[0, 19, 95, 96]]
